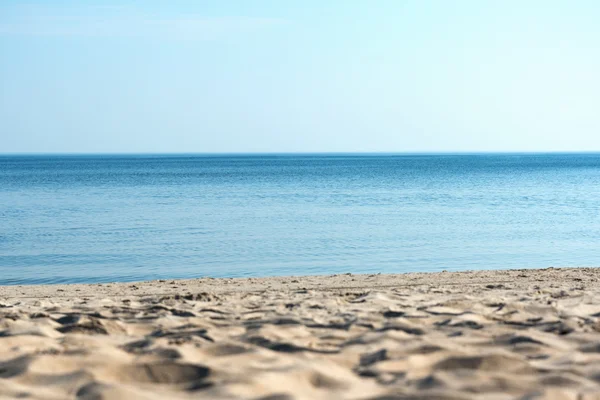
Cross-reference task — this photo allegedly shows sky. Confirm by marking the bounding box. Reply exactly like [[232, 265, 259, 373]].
[[1, 0, 599, 153]]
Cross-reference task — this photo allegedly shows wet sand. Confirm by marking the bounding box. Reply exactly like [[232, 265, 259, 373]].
[[2, 267, 600, 399]]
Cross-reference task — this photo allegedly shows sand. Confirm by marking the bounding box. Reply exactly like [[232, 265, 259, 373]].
[[2, 267, 600, 399]]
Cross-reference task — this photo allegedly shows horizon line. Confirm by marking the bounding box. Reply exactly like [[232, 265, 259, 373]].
[[1, 150, 600, 157]]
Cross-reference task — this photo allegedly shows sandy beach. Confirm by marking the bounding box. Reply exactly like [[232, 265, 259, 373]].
[[2, 267, 600, 399]]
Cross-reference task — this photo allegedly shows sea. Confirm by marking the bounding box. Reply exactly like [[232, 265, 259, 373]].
[[1, 154, 599, 285]]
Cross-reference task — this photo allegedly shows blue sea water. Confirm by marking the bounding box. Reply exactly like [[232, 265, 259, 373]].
[[0, 154, 599, 285]]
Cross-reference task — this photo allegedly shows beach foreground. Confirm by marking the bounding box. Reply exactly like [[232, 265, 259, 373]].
[[2, 268, 600, 399]]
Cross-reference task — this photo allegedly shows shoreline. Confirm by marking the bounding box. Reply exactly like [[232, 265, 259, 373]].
[[2, 267, 600, 399], [2, 266, 593, 298]]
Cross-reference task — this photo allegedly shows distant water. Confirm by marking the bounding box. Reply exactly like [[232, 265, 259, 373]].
[[1, 154, 599, 285]]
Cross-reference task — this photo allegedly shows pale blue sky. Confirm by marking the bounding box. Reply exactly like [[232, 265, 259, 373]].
[[1, 0, 599, 153]]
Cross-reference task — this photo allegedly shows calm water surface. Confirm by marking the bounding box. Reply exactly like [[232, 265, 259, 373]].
[[1, 154, 599, 285]]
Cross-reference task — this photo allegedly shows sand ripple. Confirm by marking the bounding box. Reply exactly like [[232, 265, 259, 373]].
[[2, 268, 600, 399]]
